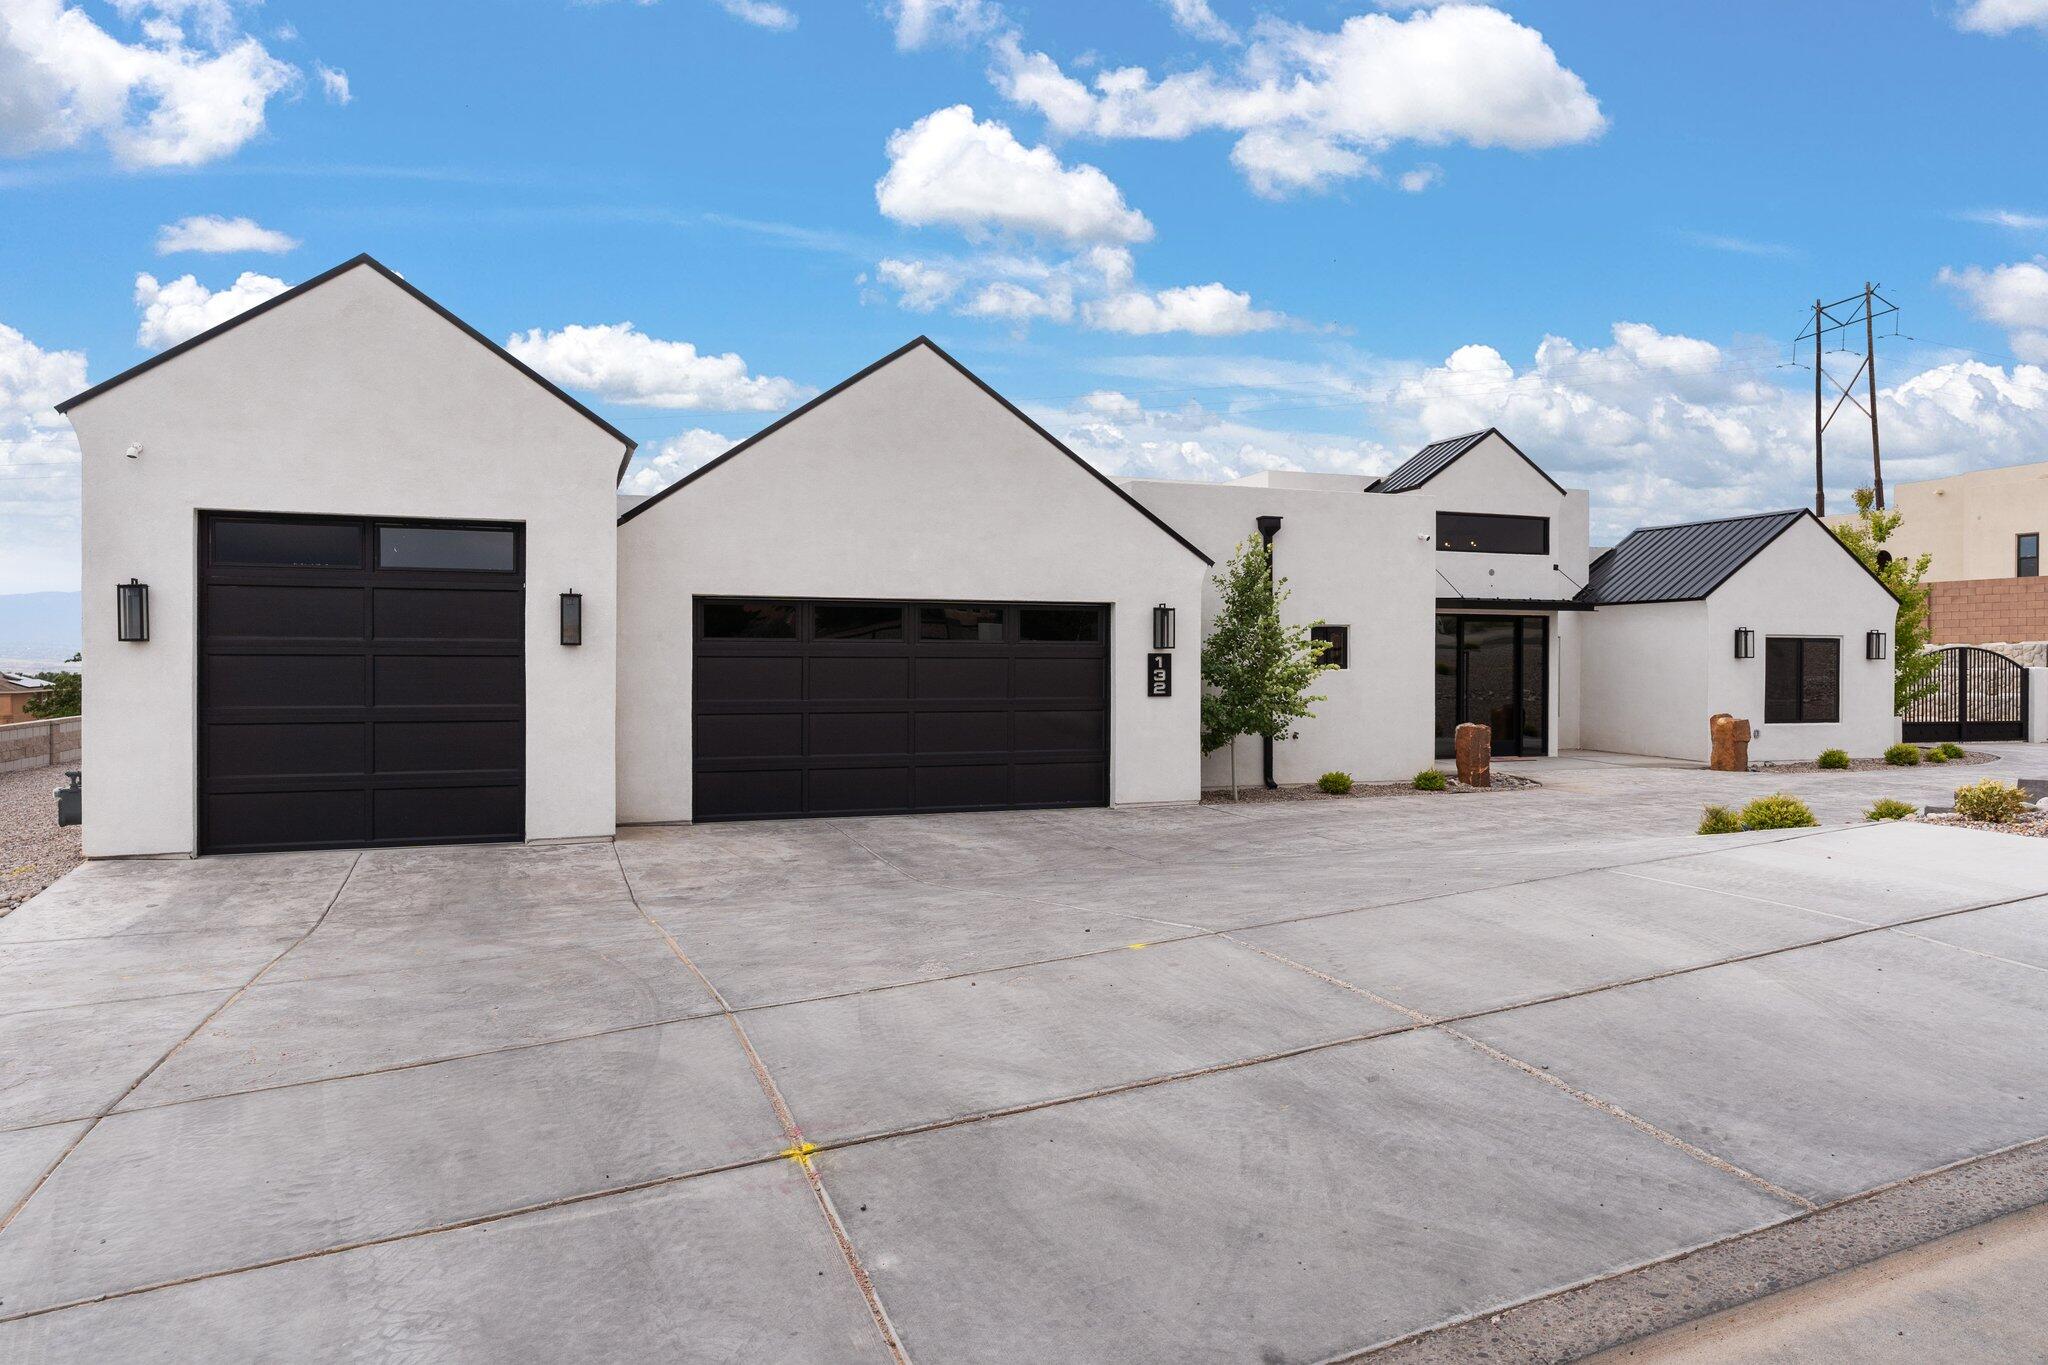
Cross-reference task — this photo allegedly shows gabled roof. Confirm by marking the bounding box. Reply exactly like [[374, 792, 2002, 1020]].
[[56, 254, 639, 482], [616, 336, 1212, 565], [1376, 427, 1566, 497], [1578, 508, 1898, 605]]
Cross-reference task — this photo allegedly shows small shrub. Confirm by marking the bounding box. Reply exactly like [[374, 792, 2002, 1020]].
[[1738, 794, 1818, 830], [1953, 778, 2031, 824], [1697, 804, 1743, 835], [1884, 743, 1920, 766], [1317, 771, 1354, 795], [1412, 769, 1447, 791], [1925, 748, 1949, 764], [1816, 748, 1850, 770], [1937, 742, 1966, 761], [1865, 798, 1916, 822]]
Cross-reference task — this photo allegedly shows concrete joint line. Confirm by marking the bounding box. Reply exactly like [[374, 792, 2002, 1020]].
[[0, 851, 365, 1236], [612, 845, 910, 1365]]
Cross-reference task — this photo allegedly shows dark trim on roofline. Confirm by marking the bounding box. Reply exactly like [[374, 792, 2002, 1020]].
[[56, 253, 639, 483], [616, 336, 1213, 566], [1383, 427, 1568, 499], [1582, 509, 1900, 606]]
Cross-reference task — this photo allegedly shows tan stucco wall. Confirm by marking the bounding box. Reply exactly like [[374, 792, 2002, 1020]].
[[1828, 462, 2048, 582]]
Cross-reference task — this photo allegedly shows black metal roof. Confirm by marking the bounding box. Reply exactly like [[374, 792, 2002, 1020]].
[[56, 253, 639, 482], [1375, 427, 1567, 496], [1578, 508, 1893, 605]]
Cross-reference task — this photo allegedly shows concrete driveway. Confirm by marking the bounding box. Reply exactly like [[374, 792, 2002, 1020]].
[[4, 752, 2048, 1361]]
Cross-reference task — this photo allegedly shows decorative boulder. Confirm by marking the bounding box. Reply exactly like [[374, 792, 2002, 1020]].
[[1454, 723, 1491, 787], [1709, 713, 1751, 772]]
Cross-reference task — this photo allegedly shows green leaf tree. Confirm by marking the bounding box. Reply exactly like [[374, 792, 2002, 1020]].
[[23, 670, 81, 720], [1830, 487, 1937, 713], [1200, 537, 1334, 799]]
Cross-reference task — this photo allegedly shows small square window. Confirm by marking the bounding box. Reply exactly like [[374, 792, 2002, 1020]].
[[1309, 624, 1349, 669], [2020, 533, 2039, 579], [1019, 607, 1101, 642]]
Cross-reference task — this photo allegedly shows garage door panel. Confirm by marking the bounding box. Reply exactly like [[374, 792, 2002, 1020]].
[[375, 655, 522, 708], [206, 584, 364, 640], [374, 587, 522, 643], [201, 514, 524, 854], [810, 656, 911, 701], [810, 711, 910, 757], [694, 597, 1106, 821], [696, 712, 803, 760], [373, 721, 522, 775], [1014, 656, 1106, 701], [204, 654, 365, 710], [204, 790, 368, 853], [205, 722, 366, 780], [695, 655, 803, 702]]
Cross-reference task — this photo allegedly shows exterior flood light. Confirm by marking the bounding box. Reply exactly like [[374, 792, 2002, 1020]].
[[116, 579, 149, 642], [1152, 604, 1176, 651], [560, 591, 583, 646], [1733, 627, 1755, 660], [1867, 630, 1887, 660]]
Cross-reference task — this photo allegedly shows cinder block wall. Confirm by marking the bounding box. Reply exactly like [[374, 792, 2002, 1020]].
[[0, 717, 83, 774], [1927, 577, 2048, 645]]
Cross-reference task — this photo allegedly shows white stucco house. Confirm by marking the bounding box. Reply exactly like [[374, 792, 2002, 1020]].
[[63, 256, 1901, 856]]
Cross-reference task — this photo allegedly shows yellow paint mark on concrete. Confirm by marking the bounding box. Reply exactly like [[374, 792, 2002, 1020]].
[[781, 1141, 819, 1168], [1127, 942, 1149, 950]]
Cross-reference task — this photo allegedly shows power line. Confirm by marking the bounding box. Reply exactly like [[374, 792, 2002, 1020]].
[[1791, 283, 1897, 515]]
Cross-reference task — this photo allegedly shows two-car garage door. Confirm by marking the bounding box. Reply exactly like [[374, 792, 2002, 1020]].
[[693, 598, 1109, 820], [198, 512, 525, 854]]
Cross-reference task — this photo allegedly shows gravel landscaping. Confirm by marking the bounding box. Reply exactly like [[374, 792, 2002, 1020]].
[[1202, 772, 1540, 803], [0, 765, 82, 914], [1914, 812, 2048, 838], [1759, 749, 1995, 774]]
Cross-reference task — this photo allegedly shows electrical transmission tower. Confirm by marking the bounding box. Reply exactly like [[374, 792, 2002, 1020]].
[[1793, 283, 1898, 516]]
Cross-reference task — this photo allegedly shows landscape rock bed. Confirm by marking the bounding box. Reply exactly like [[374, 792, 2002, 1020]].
[[0, 766, 82, 913], [1202, 773, 1539, 803], [1759, 750, 1993, 774], [1912, 811, 2048, 838]]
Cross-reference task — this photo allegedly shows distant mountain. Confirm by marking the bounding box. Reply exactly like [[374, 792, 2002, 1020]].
[[0, 591, 83, 666]]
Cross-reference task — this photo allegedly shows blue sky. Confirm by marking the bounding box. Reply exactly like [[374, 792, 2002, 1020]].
[[6, 0, 2048, 592]]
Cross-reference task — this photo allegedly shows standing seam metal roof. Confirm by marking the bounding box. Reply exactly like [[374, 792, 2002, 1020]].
[[1578, 509, 1810, 604], [1376, 430, 1491, 493]]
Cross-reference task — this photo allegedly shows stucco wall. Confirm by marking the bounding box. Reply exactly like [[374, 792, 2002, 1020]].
[[1577, 600, 1709, 760], [1121, 479, 1438, 785], [1705, 520, 1898, 762], [1392, 436, 1593, 606], [615, 342, 1207, 823], [1833, 462, 2048, 582], [69, 263, 625, 856]]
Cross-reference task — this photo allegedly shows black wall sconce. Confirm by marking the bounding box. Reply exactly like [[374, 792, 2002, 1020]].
[[559, 591, 583, 646], [1867, 629, 1887, 660], [1152, 604, 1176, 650], [116, 579, 149, 642], [1733, 627, 1755, 660]]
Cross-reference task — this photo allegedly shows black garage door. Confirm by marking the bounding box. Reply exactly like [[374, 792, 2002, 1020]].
[[199, 513, 525, 853], [693, 598, 1109, 820]]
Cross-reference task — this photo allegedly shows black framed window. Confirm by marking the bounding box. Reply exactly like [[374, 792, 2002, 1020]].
[[1019, 607, 1101, 642], [377, 525, 517, 573], [210, 517, 363, 569], [1764, 637, 1840, 724], [1309, 624, 1349, 669], [812, 603, 904, 640], [2020, 533, 2039, 578], [701, 600, 797, 638], [1436, 512, 1549, 555], [919, 605, 1006, 641]]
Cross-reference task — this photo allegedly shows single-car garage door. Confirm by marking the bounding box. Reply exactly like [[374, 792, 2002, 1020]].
[[693, 598, 1109, 820], [199, 512, 525, 853]]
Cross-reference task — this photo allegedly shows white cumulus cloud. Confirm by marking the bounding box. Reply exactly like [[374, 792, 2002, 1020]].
[[991, 4, 1603, 198], [621, 427, 733, 495], [1160, 0, 1237, 44], [154, 213, 298, 254], [886, 0, 1007, 50], [874, 258, 961, 311], [1955, 0, 2048, 33], [1084, 282, 1281, 336], [0, 0, 300, 168], [504, 323, 805, 411], [713, 0, 797, 30], [0, 321, 89, 591], [133, 269, 288, 348], [314, 61, 350, 104], [875, 104, 1153, 246], [1939, 258, 2048, 362]]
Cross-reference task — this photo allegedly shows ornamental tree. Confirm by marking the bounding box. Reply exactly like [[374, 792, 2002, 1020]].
[[1200, 536, 1334, 799], [1830, 487, 1936, 714]]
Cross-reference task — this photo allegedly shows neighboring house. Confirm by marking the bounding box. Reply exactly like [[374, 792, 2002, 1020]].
[[0, 673, 52, 725], [66, 255, 1899, 857]]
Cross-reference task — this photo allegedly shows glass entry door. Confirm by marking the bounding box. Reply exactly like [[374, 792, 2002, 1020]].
[[1434, 615, 1547, 758]]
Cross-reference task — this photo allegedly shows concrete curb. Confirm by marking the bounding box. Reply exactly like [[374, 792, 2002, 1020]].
[[1347, 1135, 2048, 1364]]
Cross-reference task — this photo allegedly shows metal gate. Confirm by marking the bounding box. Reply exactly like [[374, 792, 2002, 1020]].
[[1902, 646, 2028, 743]]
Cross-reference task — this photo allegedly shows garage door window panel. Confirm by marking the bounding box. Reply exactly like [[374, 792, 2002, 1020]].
[[377, 525, 518, 573], [212, 518, 364, 569], [920, 605, 1007, 641], [813, 603, 906, 640], [1019, 608, 1101, 642]]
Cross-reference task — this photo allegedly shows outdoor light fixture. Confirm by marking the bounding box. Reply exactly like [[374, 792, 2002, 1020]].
[[1867, 630, 1887, 660], [1153, 604, 1176, 651], [116, 579, 149, 642], [1734, 627, 1755, 660], [559, 591, 583, 646]]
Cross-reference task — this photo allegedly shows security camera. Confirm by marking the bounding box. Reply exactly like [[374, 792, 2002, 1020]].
[[125, 443, 144, 459], [1415, 532, 1432, 543]]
